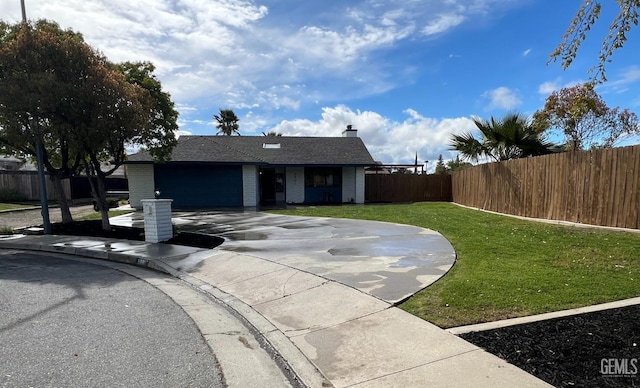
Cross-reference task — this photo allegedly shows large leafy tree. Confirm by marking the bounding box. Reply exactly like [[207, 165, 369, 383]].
[[76, 61, 154, 229], [450, 113, 560, 162], [67, 60, 177, 230], [79, 61, 178, 229], [532, 83, 639, 150], [550, 0, 639, 82], [0, 20, 178, 230], [0, 20, 90, 223], [213, 109, 240, 136], [118, 61, 178, 161]]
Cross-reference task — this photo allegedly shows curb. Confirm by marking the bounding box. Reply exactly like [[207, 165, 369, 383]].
[[155, 260, 332, 388], [0, 237, 331, 388], [0, 235, 168, 273], [447, 297, 640, 335]]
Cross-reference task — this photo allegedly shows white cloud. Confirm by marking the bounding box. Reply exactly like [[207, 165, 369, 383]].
[[2, 0, 516, 115], [422, 14, 466, 36], [2, 0, 530, 146], [290, 23, 415, 65], [482, 87, 522, 110], [270, 105, 476, 164], [617, 65, 640, 84], [175, 130, 193, 139], [538, 79, 585, 96], [523, 48, 532, 56], [538, 81, 558, 95], [600, 65, 640, 94]]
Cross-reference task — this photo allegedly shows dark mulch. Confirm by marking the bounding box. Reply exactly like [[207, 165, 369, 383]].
[[460, 305, 640, 387], [49, 220, 223, 249]]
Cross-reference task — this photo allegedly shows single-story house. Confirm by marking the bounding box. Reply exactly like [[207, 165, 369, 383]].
[[126, 127, 375, 209]]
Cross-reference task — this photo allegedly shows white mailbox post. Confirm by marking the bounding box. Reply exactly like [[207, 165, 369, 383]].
[[141, 199, 173, 243]]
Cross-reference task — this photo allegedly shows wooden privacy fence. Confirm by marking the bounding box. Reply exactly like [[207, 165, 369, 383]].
[[0, 171, 70, 201], [452, 145, 640, 229], [365, 174, 452, 203], [0, 171, 129, 201]]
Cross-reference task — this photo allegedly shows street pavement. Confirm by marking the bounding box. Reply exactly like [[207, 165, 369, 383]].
[[0, 208, 554, 387], [0, 250, 224, 388]]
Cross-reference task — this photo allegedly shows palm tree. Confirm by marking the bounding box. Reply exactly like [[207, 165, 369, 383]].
[[261, 131, 282, 137], [213, 109, 240, 136], [449, 113, 560, 162]]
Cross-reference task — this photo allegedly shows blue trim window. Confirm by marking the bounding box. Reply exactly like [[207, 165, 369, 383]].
[[305, 168, 342, 187]]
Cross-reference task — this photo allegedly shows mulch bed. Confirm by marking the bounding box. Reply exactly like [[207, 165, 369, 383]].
[[49, 220, 223, 249], [460, 305, 640, 387]]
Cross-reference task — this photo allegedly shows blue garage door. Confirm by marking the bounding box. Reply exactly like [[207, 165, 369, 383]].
[[154, 165, 243, 208]]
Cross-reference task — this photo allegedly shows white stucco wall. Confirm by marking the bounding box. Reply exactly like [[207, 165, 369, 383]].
[[286, 167, 305, 203], [127, 164, 155, 209], [342, 167, 366, 204], [355, 166, 365, 204], [242, 165, 258, 207], [342, 167, 356, 203]]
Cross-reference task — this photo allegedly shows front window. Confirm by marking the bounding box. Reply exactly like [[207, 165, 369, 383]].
[[305, 168, 342, 187]]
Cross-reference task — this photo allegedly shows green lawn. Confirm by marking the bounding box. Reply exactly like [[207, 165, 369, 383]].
[[271, 203, 640, 328], [0, 203, 33, 211]]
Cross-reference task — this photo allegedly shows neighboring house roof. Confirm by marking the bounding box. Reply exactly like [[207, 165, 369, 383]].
[[0, 155, 35, 171], [127, 135, 376, 166]]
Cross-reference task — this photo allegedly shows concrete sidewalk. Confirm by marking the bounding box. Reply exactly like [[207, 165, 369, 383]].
[[0, 214, 551, 387]]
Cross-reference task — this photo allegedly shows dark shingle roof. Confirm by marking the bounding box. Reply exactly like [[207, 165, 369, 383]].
[[127, 136, 376, 166]]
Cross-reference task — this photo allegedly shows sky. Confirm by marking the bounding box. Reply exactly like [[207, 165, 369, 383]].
[[1, 0, 639, 170]]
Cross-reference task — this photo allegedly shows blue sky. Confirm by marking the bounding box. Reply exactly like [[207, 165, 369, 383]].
[[1, 0, 639, 169]]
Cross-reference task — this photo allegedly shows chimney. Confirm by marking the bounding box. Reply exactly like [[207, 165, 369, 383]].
[[342, 124, 358, 137]]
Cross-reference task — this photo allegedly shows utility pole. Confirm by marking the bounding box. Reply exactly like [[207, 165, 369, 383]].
[[21, 0, 52, 233]]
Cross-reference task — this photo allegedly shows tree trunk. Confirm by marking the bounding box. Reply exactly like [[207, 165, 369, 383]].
[[51, 175, 73, 224], [84, 160, 111, 231], [95, 174, 110, 231]]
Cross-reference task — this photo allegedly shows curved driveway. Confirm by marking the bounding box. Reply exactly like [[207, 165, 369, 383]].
[[114, 211, 456, 304]]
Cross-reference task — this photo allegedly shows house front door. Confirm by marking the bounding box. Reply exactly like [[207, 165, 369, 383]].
[[259, 168, 276, 204]]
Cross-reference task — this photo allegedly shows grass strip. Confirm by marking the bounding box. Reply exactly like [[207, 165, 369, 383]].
[[78, 210, 134, 221], [0, 203, 34, 211], [272, 202, 639, 328]]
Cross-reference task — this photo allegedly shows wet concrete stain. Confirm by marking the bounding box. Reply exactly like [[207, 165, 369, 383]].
[[220, 231, 269, 241], [327, 247, 363, 257], [110, 210, 457, 304]]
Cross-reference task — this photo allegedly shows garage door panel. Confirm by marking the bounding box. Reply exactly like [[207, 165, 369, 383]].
[[154, 165, 242, 207]]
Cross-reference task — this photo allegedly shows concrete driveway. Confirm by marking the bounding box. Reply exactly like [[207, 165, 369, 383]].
[[111, 210, 456, 304], [2, 210, 551, 387]]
